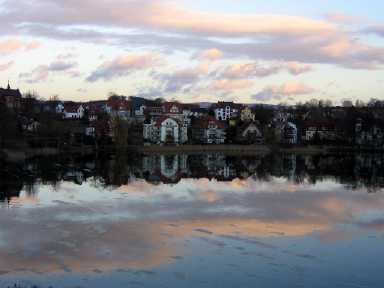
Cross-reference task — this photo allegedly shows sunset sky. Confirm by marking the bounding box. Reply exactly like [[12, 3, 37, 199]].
[[0, 0, 384, 104]]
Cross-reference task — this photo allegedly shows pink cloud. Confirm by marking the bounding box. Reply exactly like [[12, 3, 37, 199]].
[[20, 60, 79, 83], [198, 48, 223, 61], [210, 79, 254, 91], [1, 0, 383, 71], [0, 38, 40, 53], [0, 61, 14, 72], [253, 81, 315, 101], [216, 61, 312, 79], [87, 53, 164, 82], [324, 12, 363, 24]]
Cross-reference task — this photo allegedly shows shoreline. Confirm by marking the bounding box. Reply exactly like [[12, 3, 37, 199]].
[[2, 144, 384, 162]]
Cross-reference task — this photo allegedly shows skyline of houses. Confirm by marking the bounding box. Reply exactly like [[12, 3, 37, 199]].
[[1, 83, 384, 148]]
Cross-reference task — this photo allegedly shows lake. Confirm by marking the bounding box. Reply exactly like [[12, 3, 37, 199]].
[[1, 152, 384, 288]]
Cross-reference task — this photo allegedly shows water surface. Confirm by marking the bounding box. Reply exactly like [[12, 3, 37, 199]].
[[0, 153, 384, 287]]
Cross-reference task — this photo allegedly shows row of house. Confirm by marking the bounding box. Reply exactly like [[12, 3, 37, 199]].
[[2, 82, 384, 148]]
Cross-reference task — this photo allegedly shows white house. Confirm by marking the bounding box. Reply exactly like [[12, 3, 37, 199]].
[[214, 102, 241, 121], [282, 122, 298, 144], [63, 103, 85, 119], [144, 116, 188, 145]]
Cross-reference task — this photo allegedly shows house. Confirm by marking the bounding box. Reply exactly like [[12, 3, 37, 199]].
[[63, 102, 85, 119], [213, 102, 241, 121], [237, 122, 263, 144], [85, 127, 96, 137], [192, 116, 226, 144], [19, 117, 40, 133], [281, 122, 298, 144], [303, 121, 337, 142], [144, 100, 163, 118], [240, 107, 255, 122], [130, 96, 147, 117], [162, 102, 184, 118], [162, 101, 191, 126], [355, 118, 384, 148], [41, 101, 64, 114], [86, 100, 107, 122], [189, 107, 208, 118], [143, 116, 188, 145], [0, 83, 22, 110]]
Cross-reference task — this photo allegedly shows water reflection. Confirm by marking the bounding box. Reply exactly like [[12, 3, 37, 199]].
[[2, 153, 384, 199], [0, 153, 384, 287]]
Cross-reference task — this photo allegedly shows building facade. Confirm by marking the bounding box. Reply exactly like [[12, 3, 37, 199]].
[[143, 117, 188, 145]]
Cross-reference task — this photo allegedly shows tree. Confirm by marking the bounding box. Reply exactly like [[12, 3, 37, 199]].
[[341, 99, 353, 107], [49, 94, 60, 102], [111, 116, 129, 151]]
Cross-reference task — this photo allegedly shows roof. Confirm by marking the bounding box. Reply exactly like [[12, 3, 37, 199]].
[[303, 121, 336, 130], [213, 101, 242, 109], [162, 102, 184, 114], [0, 87, 22, 98], [64, 102, 83, 113], [193, 116, 226, 129], [238, 122, 261, 132]]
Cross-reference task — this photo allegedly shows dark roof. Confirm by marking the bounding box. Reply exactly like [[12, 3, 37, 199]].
[[0, 87, 22, 98]]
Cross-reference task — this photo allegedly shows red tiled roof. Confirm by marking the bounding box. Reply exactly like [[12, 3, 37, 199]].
[[193, 116, 226, 129]]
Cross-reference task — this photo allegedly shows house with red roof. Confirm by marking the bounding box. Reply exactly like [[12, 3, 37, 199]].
[[63, 102, 85, 119], [191, 116, 227, 144]]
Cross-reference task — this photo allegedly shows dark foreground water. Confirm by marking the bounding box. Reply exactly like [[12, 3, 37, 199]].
[[1, 153, 384, 288]]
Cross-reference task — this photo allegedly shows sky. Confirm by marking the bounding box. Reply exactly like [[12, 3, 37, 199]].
[[0, 0, 384, 104]]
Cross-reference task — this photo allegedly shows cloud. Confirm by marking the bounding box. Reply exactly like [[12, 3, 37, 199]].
[[152, 63, 211, 93], [210, 79, 254, 91], [252, 81, 315, 101], [0, 0, 383, 79], [198, 48, 223, 61], [19, 60, 78, 83], [1, 0, 336, 37], [0, 38, 40, 53], [87, 53, 163, 82], [215, 61, 312, 79], [0, 61, 13, 71], [366, 25, 384, 38], [324, 12, 363, 24]]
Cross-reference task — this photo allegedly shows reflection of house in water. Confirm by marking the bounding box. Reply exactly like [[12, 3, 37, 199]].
[[142, 154, 237, 183], [202, 154, 237, 181], [239, 158, 262, 179], [354, 154, 384, 190], [143, 154, 189, 184]]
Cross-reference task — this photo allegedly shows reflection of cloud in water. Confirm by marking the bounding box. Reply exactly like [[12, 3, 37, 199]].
[[1, 176, 384, 275]]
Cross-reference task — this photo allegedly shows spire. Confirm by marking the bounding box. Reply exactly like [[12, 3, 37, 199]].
[[7, 80, 10, 90]]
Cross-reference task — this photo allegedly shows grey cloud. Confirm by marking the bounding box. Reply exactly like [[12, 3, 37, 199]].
[[19, 60, 79, 83]]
